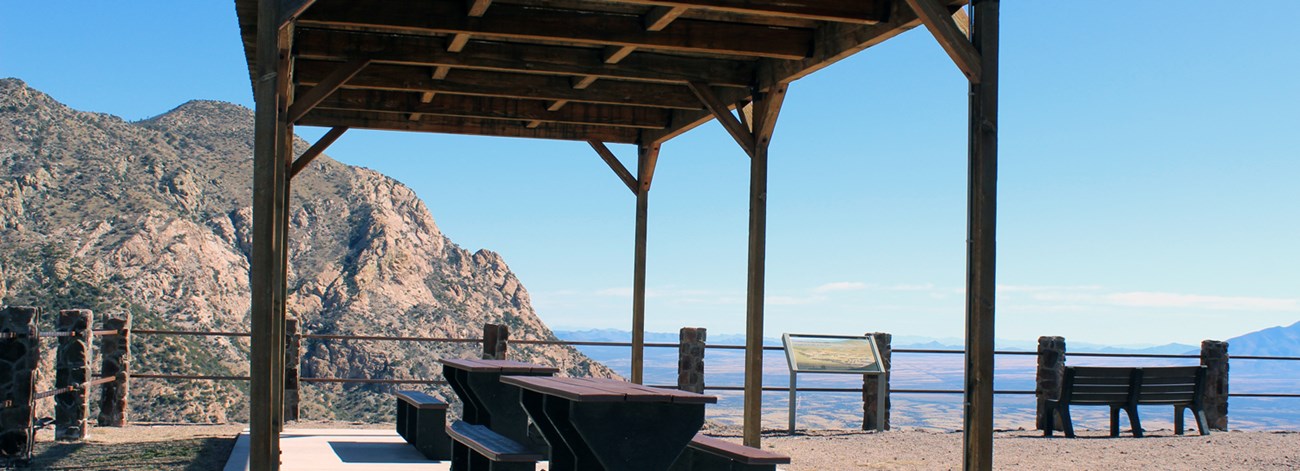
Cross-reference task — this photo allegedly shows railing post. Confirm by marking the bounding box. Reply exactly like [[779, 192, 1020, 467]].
[[1035, 336, 1066, 431], [55, 309, 93, 441], [482, 323, 509, 360], [677, 327, 706, 393], [863, 332, 891, 430], [0, 306, 39, 460], [284, 318, 300, 423], [97, 312, 131, 427], [1200, 339, 1229, 431]]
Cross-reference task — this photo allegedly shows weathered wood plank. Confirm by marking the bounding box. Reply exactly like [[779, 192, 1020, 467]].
[[687, 82, 754, 157], [298, 0, 814, 59], [286, 58, 370, 123], [904, 0, 981, 82], [607, 0, 888, 24], [299, 109, 641, 143], [296, 60, 703, 110], [645, 6, 688, 31], [294, 28, 756, 87], [311, 89, 670, 129], [289, 126, 347, 178]]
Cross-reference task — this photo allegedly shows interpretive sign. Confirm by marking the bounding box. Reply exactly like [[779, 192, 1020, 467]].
[[782, 333, 887, 432], [782, 334, 883, 374]]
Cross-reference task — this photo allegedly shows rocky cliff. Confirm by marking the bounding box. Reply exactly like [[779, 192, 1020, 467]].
[[0, 78, 615, 422]]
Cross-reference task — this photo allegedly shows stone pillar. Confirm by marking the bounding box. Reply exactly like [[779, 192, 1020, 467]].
[[0, 307, 39, 460], [1201, 339, 1229, 431], [482, 323, 509, 360], [1035, 336, 1066, 431], [284, 318, 300, 423], [863, 332, 891, 430], [55, 309, 92, 441], [97, 313, 130, 427], [677, 327, 706, 393]]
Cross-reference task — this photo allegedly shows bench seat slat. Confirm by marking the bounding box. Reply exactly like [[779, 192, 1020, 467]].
[[1140, 366, 1203, 378], [395, 390, 449, 410], [689, 435, 790, 465], [447, 421, 544, 462]]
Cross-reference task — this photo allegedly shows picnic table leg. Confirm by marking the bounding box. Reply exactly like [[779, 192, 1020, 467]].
[[465, 373, 545, 451], [520, 390, 602, 471], [1126, 406, 1143, 438], [568, 402, 705, 471], [446, 368, 486, 424]]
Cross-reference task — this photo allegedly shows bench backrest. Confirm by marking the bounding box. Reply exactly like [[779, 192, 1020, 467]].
[[1061, 366, 1206, 407]]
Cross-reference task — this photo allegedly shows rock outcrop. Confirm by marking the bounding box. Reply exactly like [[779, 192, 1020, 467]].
[[0, 78, 615, 422]]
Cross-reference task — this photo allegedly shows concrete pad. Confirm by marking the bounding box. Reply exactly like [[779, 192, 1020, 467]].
[[224, 428, 470, 470]]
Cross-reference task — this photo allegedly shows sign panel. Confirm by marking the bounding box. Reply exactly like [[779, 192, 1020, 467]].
[[782, 334, 883, 374]]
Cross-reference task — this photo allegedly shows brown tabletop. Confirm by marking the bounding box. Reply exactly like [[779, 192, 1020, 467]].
[[500, 376, 717, 404], [440, 358, 561, 374]]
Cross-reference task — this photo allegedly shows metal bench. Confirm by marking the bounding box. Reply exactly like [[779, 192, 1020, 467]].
[[670, 434, 791, 471], [395, 390, 451, 460], [447, 420, 544, 471], [1044, 365, 1208, 437]]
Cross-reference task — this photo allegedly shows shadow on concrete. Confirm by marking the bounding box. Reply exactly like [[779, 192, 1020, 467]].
[[328, 440, 433, 464]]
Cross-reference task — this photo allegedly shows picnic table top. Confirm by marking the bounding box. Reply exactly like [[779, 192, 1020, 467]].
[[439, 358, 560, 374], [500, 376, 718, 404]]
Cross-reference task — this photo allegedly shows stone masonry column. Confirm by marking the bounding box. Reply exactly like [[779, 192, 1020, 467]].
[[677, 327, 706, 393], [97, 313, 130, 427], [0, 306, 39, 460], [284, 318, 300, 423], [55, 309, 92, 441], [482, 323, 509, 360], [863, 332, 891, 430], [1036, 336, 1066, 431], [1201, 340, 1229, 431]]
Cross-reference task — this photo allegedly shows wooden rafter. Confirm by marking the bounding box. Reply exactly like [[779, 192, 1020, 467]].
[[278, 0, 317, 27], [609, 0, 889, 24], [289, 126, 347, 178], [645, 6, 688, 31], [589, 141, 638, 194], [294, 28, 755, 87], [904, 0, 981, 83], [296, 60, 704, 110], [687, 82, 754, 157], [466, 0, 492, 16], [299, 109, 641, 143], [286, 58, 369, 123], [312, 89, 670, 129], [298, 0, 815, 60]]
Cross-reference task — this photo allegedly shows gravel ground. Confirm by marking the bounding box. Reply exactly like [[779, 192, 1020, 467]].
[[705, 427, 1300, 470], [20, 423, 1300, 470]]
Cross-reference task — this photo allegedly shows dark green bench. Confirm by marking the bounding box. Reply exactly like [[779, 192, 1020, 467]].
[[670, 434, 791, 471], [395, 390, 451, 460], [1044, 365, 1209, 437], [447, 420, 544, 471]]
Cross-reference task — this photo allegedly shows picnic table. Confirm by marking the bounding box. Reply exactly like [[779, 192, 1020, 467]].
[[440, 358, 559, 449], [500, 376, 717, 471]]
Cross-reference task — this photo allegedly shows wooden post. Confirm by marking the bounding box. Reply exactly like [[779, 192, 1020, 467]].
[[963, 2, 999, 470], [743, 84, 786, 448], [251, 0, 289, 466], [677, 327, 706, 393], [1200, 340, 1229, 431], [631, 143, 659, 384], [863, 332, 891, 430], [482, 323, 509, 360], [55, 309, 93, 441], [98, 313, 131, 427], [1034, 336, 1065, 431], [0, 306, 39, 460], [284, 318, 300, 423]]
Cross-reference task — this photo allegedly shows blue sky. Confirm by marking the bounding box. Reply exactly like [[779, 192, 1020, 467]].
[[3, 3, 1297, 346]]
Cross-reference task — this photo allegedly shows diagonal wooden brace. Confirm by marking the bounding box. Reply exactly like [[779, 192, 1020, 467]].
[[904, 0, 982, 83]]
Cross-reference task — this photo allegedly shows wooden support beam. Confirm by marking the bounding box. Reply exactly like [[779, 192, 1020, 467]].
[[420, 91, 436, 103], [409, 113, 423, 121], [295, 28, 756, 88], [289, 126, 347, 178], [299, 108, 642, 143], [448, 33, 471, 52], [963, 1, 997, 470], [611, 0, 889, 24], [299, 0, 815, 60], [286, 58, 369, 123], [467, 0, 492, 17], [687, 81, 754, 157], [742, 86, 783, 449], [547, 100, 569, 112], [630, 142, 660, 385], [645, 6, 689, 31], [572, 75, 599, 90], [297, 60, 704, 110], [311, 89, 671, 129], [432, 66, 451, 80], [905, 0, 982, 83], [525, 120, 542, 128], [589, 141, 638, 194], [604, 46, 637, 64], [277, 0, 317, 27]]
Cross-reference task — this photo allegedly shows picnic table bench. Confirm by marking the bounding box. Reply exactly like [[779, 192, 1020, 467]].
[[394, 390, 450, 460], [440, 358, 558, 452], [446, 420, 544, 471], [1044, 365, 1209, 437], [670, 434, 791, 471], [501, 375, 717, 471]]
